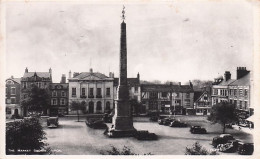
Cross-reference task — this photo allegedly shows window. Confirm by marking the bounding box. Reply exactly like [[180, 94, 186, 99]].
[[245, 89, 248, 97], [11, 87, 16, 95], [81, 88, 85, 96], [61, 99, 65, 105], [245, 101, 247, 109], [23, 83, 27, 89], [162, 92, 167, 97], [89, 88, 94, 96], [52, 99, 57, 105], [61, 91, 66, 97], [234, 89, 237, 96], [6, 108, 11, 114], [134, 86, 138, 93], [106, 88, 110, 96], [213, 89, 218, 95], [72, 88, 76, 97], [37, 82, 42, 88], [11, 98, 16, 104], [239, 89, 243, 96], [96, 101, 102, 111], [150, 92, 158, 99], [239, 101, 242, 109], [52, 91, 57, 97], [186, 93, 190, 98], [97, 88, 101, 96], [185, 99, 190, 106], [6, 98, 11, 104]]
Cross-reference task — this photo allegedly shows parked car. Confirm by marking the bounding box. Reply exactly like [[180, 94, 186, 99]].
[[217, 140, 239, 153], [212, 134, 237, 148], [86, 119, 107, 129], [149, 116, 159, 122], [47, 117, 59, 128], [190, 126, 207, 134], [238, 142, 254, 155], [134, 131, 158, 140], [158, 117, 175, 126], [169, 120, 188, 127], [103, 113, 112, 123]]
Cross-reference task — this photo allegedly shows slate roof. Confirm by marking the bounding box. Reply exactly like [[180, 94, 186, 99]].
[[218, 79, 236, 86], [230, 73, 250, 86], [113, 78, 140, 87], [141, 84, 193, 93], [73, 72, 109, 80], [6, 78, 21, 84], [23, 72, 51, 78]]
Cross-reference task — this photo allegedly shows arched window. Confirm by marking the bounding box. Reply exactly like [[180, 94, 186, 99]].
[[96, 101, 102, 111], [106, 102, 110, 111], [89, 101, 94, 113]]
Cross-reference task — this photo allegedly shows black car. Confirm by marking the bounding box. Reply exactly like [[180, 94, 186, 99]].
[[212, 134, 236, 148], [134, 131, 158, 140], [86, 119, 107, 129], [158, 118, 175, 126], [238, 142, 254, 155], [149, 116, 159, 122], [103, 113, 113, 123], [169, 121, 188, 127], [217, 140, 239, 153], [190, 126, 207, 134], [47, 117, 59, 128]]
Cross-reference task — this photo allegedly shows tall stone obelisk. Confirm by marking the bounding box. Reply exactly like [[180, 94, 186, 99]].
[[108, 6, 136, 137]]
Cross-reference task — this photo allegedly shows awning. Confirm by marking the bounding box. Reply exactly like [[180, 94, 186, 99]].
[[246, 115, 254, 122]]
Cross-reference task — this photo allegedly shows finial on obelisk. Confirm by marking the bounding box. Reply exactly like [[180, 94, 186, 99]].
[[122, 5, 125, 21]]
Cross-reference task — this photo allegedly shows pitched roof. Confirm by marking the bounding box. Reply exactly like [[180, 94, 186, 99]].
[[6, 77, 21, 84], [73, 72, 109, 80], [141, 84, 193, 93], [114, 78, 140, 87], [230, 73, 250, 86], [194, 91, 204, 102], [23, 72, 51, 78], [218, 79, 236, 86]]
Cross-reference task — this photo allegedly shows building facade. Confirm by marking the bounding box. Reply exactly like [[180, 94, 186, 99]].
[[211, 67, 252, 118], [50, 74, 69, 116], [6, 76, 21, 118], [141, 83, 194, 115], [194, 87, 212, 115], [20, 67, 52, 116]]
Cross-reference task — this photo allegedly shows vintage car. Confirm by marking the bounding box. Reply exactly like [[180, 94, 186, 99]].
[[238, 142, 254, 155], [158, 117, 175, 126], [47, 117, 59, 128], [134, 131, 158, 140], [103, 113, 113, 123], [169, 120, 188, 127], [190, 126, 207, 134], [217, 140, 239, 153], [86, 119, 107, 129], [212, 134, 237, 148]]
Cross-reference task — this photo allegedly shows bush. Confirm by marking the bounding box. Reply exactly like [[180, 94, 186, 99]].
[[185, 142, 218, 155], [100, 145, 152, 155], [6, 117, 47, 154]]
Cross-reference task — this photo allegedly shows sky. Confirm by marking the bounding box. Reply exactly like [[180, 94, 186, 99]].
[[5, 1, 254, 83]]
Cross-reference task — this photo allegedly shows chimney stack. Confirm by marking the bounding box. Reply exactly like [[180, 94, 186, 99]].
[[237, 67, 249, 79], [69, 70, 71, 78], [60, 74, 66, 83], [49, 68, 52, 74], [11, 75, 14, 79], [137, 72, 140, 81], [25, 67, 28, 73], [90, 68, 93, 73], [178, 82, 181, 86], [224, 71, 231, 81]]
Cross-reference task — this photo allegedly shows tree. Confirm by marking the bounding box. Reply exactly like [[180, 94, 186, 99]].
[[6, 117, 47, 154], [100, 145, 152, 155], [21, 85, 50, 116], [185, 142, 218, 155], [70, 100, 86, 122], [190, 79, 213, 90], [207, 102, 239, 133]]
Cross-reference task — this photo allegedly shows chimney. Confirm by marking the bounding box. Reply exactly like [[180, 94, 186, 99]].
[[178, 82, 181, 86], [60, 74, 66, 83], [224, 71, 231, 81], [69, 70, 71, 78], [49, 68, 52, 74], [189, 80, 193, 88], [11, 75, 14, 79], [90, 68, 93, 73], [237, 67, 249, 79], [25, 67, 28, 73], [109, 72, 113, 78], [137, 72, 140, 81]]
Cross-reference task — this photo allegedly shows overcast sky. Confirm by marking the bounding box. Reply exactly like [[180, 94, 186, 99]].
[[5, 1, 253, 83]]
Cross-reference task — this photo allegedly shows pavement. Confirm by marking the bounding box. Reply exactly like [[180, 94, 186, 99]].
[[42, 116, 253, 155]]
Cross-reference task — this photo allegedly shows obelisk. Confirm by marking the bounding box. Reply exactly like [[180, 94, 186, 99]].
[[108, 6, 136, 137]]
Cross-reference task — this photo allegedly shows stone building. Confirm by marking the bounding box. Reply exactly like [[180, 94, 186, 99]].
[[6, 76, 21, 118], [20, 67, 52, 116], [140, 82, 194, 115], [49, 74, 69, 116], [68, 69, 114, 114], [68, 69, 141, 114]]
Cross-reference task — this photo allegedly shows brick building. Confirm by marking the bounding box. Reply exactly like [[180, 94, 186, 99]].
[[5, 76, 21, 118]]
